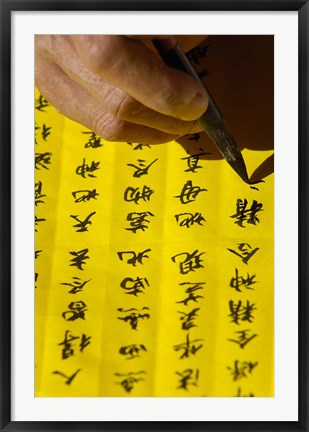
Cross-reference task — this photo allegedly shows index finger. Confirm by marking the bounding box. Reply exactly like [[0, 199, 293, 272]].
[[71, 35, 208, 121]]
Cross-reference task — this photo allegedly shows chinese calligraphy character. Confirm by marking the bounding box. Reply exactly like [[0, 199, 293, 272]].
[[127, 142, 151, 150], [228, 329, 257, 349], [52, 369, 81, 385], [115, 371, 146, 393], [176, 282, 205, 306], [35, 94, 50, 112], [117, 249, 151, 266], [173, 333, 204, 359], [171, 250, 205, 274], [35, 181, 46, 206], [125, 212, 154, 233], [35, 215, 46, 231], [187, 132, 201, 142], [175, 212, 206, 228], [227, 360, 258, 381], [120, 277, 149, 296], [35, 123, 51, 143], [187, 44, 209, 64], [58, 330, 91, 359], [227, 243, 259, 264], [230, 269, 257, 292], [176, 368, 199, 390], [230, 199, 263, 227], [181, 152, 209, 173], [70, 212, 96, 232], [119, 344, 147, 360], [35, 152, 52, 170], [69, 248, 90, 270], [62, 301, 88, 321], [177, 308, 200, 330], [236, 387, 255, 397], [175, 180, 207, 204], [35, 250, 42, 259], [127, 158, 158, 177], [76, 158, 100, 178], [117, 307, 150, 330], [61, 276, 91, 294], [82, 131, 103, 148], [228, 300, 257, 325], [124, 185, 154, 204], [72, 189, 99, 203]]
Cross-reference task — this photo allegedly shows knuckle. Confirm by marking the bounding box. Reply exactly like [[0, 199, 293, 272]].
[[79, 36, 120, 75], [112, 95, 137, 121], [91, 110, 126, 142], [155, 79, 183, 114]]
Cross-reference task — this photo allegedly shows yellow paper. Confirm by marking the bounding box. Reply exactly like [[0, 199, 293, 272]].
[[35, 37, 274, 398]]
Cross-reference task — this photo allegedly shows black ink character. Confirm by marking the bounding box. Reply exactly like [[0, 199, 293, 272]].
[[181, 152, 210, 173], [35, 215, 46, 232], [236, 387, 255, 397], [35, 250, 42, 259], [62, 301, 87, 321], [35, 152, 52, 170], [124, 185, 154, 204], [230, 199, 263, 227], [115, 371, 146, 393], [35, 94, 50, 112], [227, 243, 259, 264], [187, 44, 209, 64], [176, 282, 205, 306], [187, 133, 201, 142], [117, 249, 151, 266], [52, 369, 81, 385], [175, 212, 206, 228], [127, 142, 151, 150], [228, 329, 258, 349], [227, 360, 258, 381], [70, 212, 96, 232], [175, 180, 207, 204], [61, 276, 91, 294], [76, 158, 100, 178], [127, 158, 158, 177], [35, 181, 46, 206], [35, 124, 51, 141], [119, 344, 147, 360], [176, 368, 199, 390], [58, 330, 91, 359], [171, 250, 205, 274], [230, 269, 257, 292], [72, 189, 99, 203], [35, 123, 51, 143], [120, 277, 149, 296], [228, 300, 257, 325], [125, 212, 154, 233], [79, 334, 92, 352], [173, 333, 204, 360], [117, 307, 150, 330], [82, 131, 103, 148], [69, 248, 90, 270], [177, 308, 200, 330]]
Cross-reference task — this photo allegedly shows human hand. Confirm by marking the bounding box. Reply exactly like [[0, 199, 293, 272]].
[[35, 35, 208, 144]]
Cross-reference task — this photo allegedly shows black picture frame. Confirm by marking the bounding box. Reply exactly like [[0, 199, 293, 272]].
[[1, 0, 308, 431]]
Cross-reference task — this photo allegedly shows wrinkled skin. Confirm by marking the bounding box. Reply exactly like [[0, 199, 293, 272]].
[[35, 35, 208, 144]]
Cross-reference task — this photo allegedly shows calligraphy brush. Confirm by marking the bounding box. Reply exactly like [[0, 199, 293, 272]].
[[152, 37, 260, 185]]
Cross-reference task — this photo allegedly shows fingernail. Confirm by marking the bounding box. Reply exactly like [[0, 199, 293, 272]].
[[178, 93, 208, 121]]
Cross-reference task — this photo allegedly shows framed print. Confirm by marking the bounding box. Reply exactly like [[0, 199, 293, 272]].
[[1, 0, 308, 430]]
